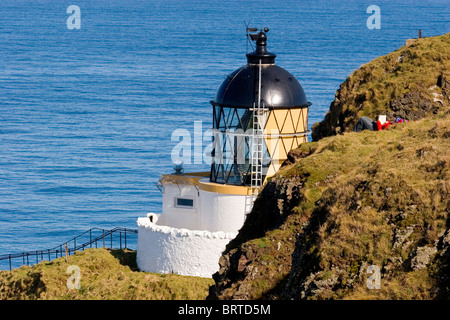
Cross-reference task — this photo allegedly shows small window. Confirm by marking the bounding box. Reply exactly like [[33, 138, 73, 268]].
[[175, 197, 194, 208]]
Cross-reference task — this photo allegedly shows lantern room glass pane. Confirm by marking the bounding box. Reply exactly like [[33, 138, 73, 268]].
[[213, 107, 253, 131], [211, 128, 271, 186], [211, 105, 271, 186], [236, 108, 253, 131]]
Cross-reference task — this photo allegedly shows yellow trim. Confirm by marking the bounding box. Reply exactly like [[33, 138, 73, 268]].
[[273, 109, 288, 132], [264, 112, 278, 134], [160, 172, 209, 186], [283, 110, 296, 133], [198, 180, 252, 195], [265, 165, 276, 178], [161, 173, 252, 195], [299, 108, 308, 133], [290, 108, 301, 132]]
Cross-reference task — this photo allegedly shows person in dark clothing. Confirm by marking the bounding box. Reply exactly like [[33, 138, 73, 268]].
[[354, 116, 377, 132]]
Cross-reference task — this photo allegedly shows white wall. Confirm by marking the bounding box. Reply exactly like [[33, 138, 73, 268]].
[[136, 214, 236, 278], [161, 183, 200, 230], [137, 179, 250, 277], [199, 189, 249, 233], [160, 181, 249, 234]]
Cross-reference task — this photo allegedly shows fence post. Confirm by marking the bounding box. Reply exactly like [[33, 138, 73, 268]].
[[103, 230, 105, 248], [9, 254, 11, 271]]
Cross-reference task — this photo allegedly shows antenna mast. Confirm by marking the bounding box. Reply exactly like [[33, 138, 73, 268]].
[[245, 21, 258, 54]]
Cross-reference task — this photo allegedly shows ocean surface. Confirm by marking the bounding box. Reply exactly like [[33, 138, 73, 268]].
[[0, 0, 449, 268]]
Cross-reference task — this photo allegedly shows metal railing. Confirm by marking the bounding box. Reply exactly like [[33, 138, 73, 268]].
[[0, 227, 138, 271]]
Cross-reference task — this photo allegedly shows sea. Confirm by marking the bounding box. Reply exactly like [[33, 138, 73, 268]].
[[0, 0, 449, 269]]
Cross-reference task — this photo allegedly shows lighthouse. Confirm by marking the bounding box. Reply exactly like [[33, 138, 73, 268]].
[[136, 29, 311, 277]]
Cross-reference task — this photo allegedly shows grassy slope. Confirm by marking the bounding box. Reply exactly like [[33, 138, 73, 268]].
[[211, 110, 449, 300], [0, 248, 213, 300], [282, 111, 449, 299], [311, 32, 450, 141]]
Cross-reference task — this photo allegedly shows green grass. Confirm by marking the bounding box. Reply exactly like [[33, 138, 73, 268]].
[[0, 248, 213, 300], [284, 111, 449, 299]]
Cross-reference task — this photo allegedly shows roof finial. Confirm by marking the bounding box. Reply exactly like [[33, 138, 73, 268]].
[[256, 30, 267, 52], [246, 27, 276, 65]]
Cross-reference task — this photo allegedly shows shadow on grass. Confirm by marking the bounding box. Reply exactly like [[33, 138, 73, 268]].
[[109, 249, 138, 271]]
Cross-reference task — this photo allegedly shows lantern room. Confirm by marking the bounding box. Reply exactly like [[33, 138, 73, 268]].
[[210, 30, 311, 187]]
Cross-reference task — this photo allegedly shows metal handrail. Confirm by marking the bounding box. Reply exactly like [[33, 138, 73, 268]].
[[0, 227, 138, 270]]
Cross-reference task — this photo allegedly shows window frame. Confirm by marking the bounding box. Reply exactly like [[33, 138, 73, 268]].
[[174, 197, 195, 209]]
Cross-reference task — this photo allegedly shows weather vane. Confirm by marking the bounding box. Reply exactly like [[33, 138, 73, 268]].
[[245, 21, 270, 53]]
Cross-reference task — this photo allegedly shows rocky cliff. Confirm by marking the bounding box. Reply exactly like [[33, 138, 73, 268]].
[[208, 32, 450, 300]]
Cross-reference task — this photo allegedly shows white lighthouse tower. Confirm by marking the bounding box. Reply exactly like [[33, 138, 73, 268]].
[[136, 30, 311, 277]]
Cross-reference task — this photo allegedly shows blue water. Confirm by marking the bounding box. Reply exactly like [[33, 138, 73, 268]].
[[0, 0, 449, 268]]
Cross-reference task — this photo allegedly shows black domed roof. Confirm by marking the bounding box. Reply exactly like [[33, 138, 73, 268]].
[[212, 30, 310, 109]]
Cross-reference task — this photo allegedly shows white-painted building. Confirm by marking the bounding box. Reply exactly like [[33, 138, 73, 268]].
[[137, 173, 249, 277], [137, 30, 311, 277]]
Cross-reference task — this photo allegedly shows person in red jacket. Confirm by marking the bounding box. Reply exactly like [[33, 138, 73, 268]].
[[354, 115, 408, 132], [376, 118, 392, 130]]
